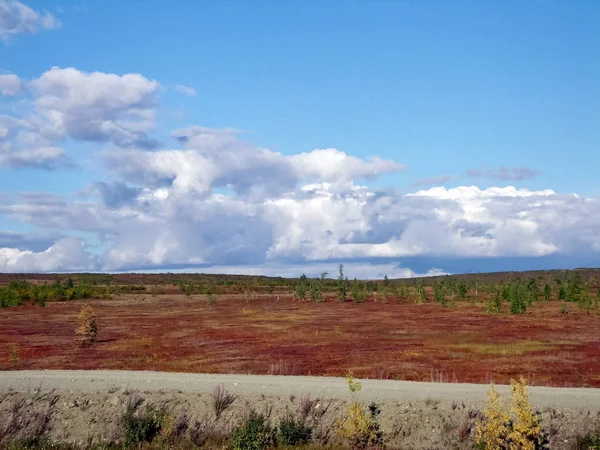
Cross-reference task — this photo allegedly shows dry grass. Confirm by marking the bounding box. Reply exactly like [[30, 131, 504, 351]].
[[454, 341, 554, 356]]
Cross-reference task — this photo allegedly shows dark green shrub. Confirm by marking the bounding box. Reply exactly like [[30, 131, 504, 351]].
[[123, 402, 163, 447], [351, 278, 366, 303], [230, 411, 276, 450], [278, 416, 312, 446], [580, 429, 600, 449]]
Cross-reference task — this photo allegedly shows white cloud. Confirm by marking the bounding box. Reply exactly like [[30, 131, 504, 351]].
[[0, 0, 61, 40], [3, 176, 600, 274], [33, 67, 160, 148], [106, 128, 405, 200], [173, 84, 197, 97], [0, 145, 68, 169], [290, 148, 404, 183], [0, 67, 597, 275], [126, 262, 447, 280], [0, 237, 97, 272], [0, 73, 21, 95], [0, 67, 161, 168]]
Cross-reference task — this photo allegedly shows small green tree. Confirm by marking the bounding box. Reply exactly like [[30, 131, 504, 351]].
[[309, 273, 327, 302], [527, 278, 540, 302], [433, 283, 446, 307], [351, 278, 366, 303], [294, 274, 308, 300], [380, 286, 388, 303], [206, 290, 215, 307], [337, 264, 347, 302], [418, 283, 427, 304], [543, 283, 551, 301], [398, 282, 406, 299], [487, 290, 502, 313], [509, 283, 527, 314]]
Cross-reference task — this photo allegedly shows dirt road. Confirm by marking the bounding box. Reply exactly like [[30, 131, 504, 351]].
[[2, 370, 599, 409]]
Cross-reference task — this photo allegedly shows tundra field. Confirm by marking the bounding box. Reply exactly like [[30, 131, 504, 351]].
[[1, 269, 600, 387]]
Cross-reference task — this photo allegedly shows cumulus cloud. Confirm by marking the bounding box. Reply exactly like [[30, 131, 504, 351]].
[[0, 67, 162, 168], [0, 230, 61, 252], [2, 175, 600, 274], [0, 115, 72, 169], [0, 73, 21, 95], [0, 145, 69, 169], [290, 148, 404, 183], [0, 0, 61, 40], [465, 166, 539, 181], [126, 262, 447, 280], [105, 127, 405, 201], [0, 237, 97, 272], [33, 67, 160, 148], [173, 84, 197, 97], [0, 66, 596, 275]]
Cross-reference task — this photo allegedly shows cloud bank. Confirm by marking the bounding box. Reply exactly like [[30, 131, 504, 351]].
[[1, 65, 599, 276]]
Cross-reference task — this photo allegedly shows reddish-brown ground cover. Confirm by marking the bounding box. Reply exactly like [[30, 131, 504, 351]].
[[1, 293, 599, 387]]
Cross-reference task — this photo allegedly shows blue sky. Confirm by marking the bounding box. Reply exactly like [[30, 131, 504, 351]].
[[0, 0, 599, 277]]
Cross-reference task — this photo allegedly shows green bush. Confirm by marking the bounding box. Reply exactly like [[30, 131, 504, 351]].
[[278, 416, 312, 446], [123, 403, 163, 447], [230, 411, 277, 450], [580, 434, 600, 449]]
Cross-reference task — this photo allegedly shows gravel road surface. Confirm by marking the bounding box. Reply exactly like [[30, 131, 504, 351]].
[[1, 370, 599, 409]]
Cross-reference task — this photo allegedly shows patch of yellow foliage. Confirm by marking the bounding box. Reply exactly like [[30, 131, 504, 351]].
[[508, 377, 543, 450], [337, 401, 378, 446], [474, 383, 509, 449], [75, 305, 97, 345], [336, 371, 383, 448], [475, 377, 546, 450]]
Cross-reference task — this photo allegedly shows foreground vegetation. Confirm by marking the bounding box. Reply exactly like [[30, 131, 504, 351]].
[[1, 376, 600, 450]]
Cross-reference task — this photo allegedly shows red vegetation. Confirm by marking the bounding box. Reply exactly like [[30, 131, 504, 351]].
[[1, 293, 599, 387]]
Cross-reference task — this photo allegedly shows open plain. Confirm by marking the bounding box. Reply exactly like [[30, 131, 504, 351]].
[[1, 272, 599, 387]]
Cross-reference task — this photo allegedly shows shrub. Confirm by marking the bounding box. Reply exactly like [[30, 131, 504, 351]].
[[123, 400, 163, 447], [75, 305, 97, 345], [299, 393, 318, 421], [212, 384, 236, 420], [309, 276, 324, 302], [278, 416, 312, 446], [337, 264, 347, 302], [475, 383, 510, 449], [487, 291, 502, 313], [337, 372, 384, 449], [230, 411, 276, 450], [508, 377, 548, 449], [474, 378, 548, 450], [433, 283, 446, 307], [543, 283, 551, 301], [579, 429, 600, 449], [206, 292, 215, 307], [351, 279, 366, 303], [337, 402, 384, 449], [294, 275, 308, 301]]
